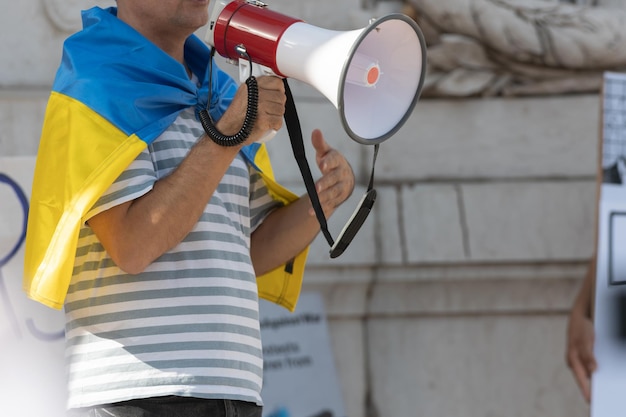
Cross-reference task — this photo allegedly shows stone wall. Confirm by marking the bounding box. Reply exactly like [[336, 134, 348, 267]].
[[0, 1, 598, 416]]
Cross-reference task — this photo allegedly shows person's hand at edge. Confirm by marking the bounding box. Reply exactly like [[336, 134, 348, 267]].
[[566, 264, 597, 403], [309, 129, 355, 217]]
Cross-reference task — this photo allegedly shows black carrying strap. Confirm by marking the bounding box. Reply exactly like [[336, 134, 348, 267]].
[[282, 79, 379, 258], [282, 79, 334, 245]]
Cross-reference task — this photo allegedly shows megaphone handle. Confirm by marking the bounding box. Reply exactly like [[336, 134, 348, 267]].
[[200, 76, 258, 146], [282, 79, 335, 247], [201, 50, 260, 147]]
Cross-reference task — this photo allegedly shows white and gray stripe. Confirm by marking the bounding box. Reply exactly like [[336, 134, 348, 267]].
[[65, 107, 280, 408]]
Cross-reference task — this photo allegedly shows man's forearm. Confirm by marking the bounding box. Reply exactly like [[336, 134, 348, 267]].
[[88, 135, 241, 273], [250, 196, 323, 276]]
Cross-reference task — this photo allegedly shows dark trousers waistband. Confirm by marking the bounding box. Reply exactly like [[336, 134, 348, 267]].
[[67, 396, 263, 417]]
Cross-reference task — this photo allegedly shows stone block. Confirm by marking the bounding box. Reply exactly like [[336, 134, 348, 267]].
[[327, 319, 366, 417], [401, 184, 467, 263], [0, 1, 106, 87], [463, 181, 596, 261], [0, 92, 49, 156], [366, 315, 588, 417], [374, 186, 404, 264], [377, 96, 600, 182]]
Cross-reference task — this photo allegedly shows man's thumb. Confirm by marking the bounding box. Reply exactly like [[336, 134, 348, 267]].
[[311, 129, 330, 155]]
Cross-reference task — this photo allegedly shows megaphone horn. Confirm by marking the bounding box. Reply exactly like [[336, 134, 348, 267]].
[[206, 0, 427, 144]]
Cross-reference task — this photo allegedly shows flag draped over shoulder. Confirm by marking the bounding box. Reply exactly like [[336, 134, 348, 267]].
[[24, 6, 308, 311]]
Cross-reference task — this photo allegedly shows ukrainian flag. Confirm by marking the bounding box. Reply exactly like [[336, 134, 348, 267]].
[[23, 7, 307, 311]]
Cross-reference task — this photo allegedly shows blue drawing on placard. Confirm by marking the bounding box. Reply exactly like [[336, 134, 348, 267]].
[[0, 173, 29, 338], [0, 173, 64, 342], [0, 173, 28, 268]]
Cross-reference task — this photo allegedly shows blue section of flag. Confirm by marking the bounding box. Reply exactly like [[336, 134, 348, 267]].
[[54, 6, 238, 144]]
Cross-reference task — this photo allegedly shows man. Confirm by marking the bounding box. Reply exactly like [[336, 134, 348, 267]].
[[24, 1, 355, 416]]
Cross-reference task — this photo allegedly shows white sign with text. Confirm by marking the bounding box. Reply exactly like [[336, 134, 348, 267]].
[[259, 292, 346, 417]]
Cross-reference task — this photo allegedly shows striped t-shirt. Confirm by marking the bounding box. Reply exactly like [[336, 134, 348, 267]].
[[64, 107, 280, 408]]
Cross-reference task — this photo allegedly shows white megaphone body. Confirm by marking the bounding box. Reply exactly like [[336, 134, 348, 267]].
[[204, 0, 426, 144]]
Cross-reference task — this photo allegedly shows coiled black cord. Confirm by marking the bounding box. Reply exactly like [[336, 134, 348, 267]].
[[200, 47, 259, 147]]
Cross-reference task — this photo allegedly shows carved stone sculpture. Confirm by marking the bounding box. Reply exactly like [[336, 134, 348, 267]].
[[404, 0, 626, 96]]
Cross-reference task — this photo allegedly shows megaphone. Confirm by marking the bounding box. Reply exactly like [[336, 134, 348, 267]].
[[205, 0, 426, 144]]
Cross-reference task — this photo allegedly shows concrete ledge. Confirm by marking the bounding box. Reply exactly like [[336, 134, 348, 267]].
[[368, 278, 581, 316], [302, 263, 587, 317]]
